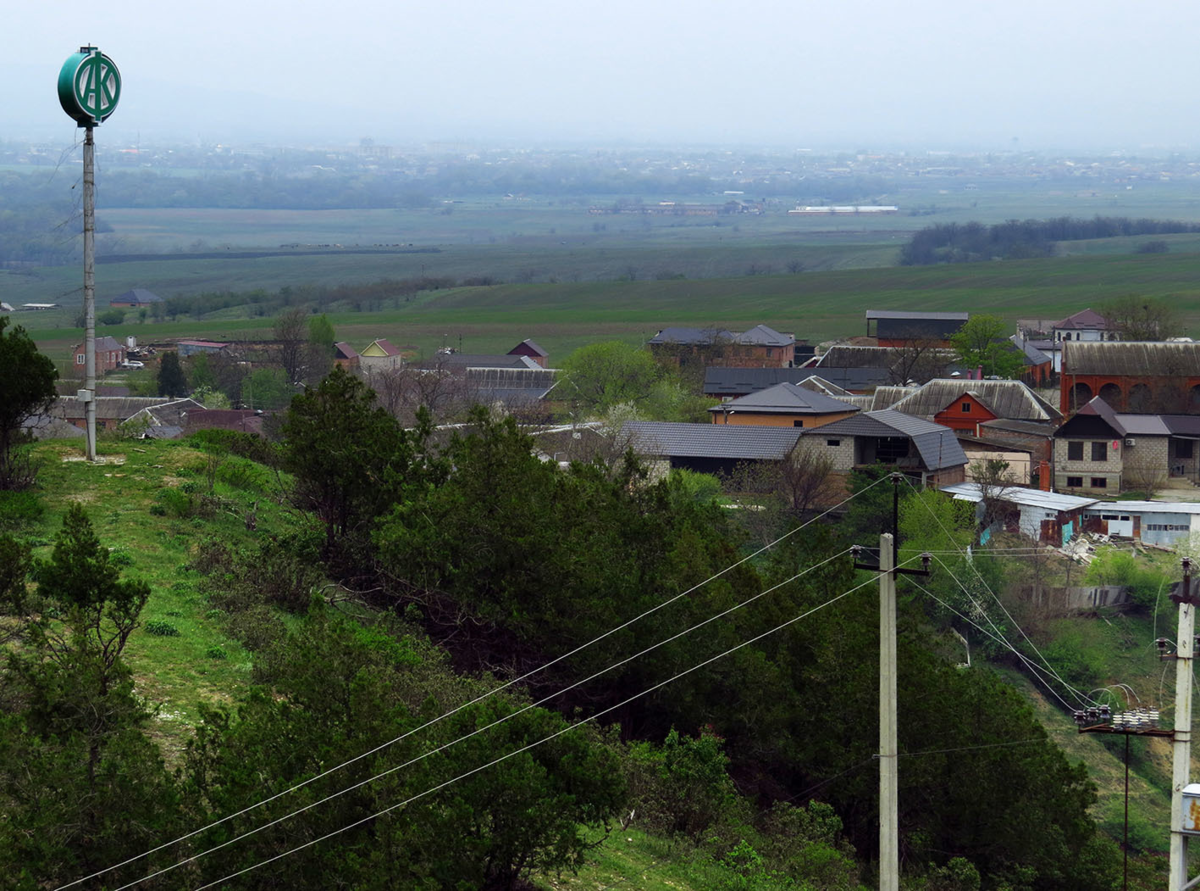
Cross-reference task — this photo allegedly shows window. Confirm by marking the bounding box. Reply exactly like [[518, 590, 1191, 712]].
[[1067, 476, 1083, 487], [961, 402, 971, 413], [1091, 477, 1107, 489], [75, 354, 85, 365], [793, 420, 804, 428], [1178, 440, 1195, 460], [1091, 441, 1107, 462], [1067, 441, 1083, 461], [826, 439, 841, 447]]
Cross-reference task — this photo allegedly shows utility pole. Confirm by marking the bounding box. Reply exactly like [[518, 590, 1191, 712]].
[[851, 473, 931, 891], [879, 532, 898, 891], [1169, 557, 1196, 891]]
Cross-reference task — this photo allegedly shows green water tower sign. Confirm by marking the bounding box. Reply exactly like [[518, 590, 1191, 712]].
[[58, 47, 120, 127]]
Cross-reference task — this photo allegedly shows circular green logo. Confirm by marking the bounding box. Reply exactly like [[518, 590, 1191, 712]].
[[58, 48, 121, 127]]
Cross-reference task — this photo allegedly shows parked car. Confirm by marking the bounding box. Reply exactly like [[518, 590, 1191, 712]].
[[120, 360, 144, 369]]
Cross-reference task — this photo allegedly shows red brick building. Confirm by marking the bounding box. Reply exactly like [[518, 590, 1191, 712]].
[[72, 336, 125, 374], [1060, 341, 1200, 415]]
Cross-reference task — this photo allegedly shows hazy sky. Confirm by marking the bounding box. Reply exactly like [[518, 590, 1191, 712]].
[[4, 0, 1200, 149]]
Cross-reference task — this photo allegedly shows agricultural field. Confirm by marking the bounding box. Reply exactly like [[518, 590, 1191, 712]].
[[18, 249, 1200, 367]]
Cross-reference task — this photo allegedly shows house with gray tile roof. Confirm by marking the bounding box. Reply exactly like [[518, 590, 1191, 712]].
[[795, 409, 968, 487], [623, 421, 803, 477]]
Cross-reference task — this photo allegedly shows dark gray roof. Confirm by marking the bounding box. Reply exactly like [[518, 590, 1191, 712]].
[[649, 327, 734, 345], [424, 354, 539, 369], [978, 418, 1060, 437], [51, 396, 201, 422], [710, 382, 858, 416], [803, 409, 968, 470], [1064, 341, 1200, 376], [817, 345, 900, 368], [865, 310, 970, 321], [1011, 335, 1052, 366], [795, 375, 851, 397], [703, 366, 816, 396], [806, 366, 894, 390], [734, 324, 794, 347], [890, 379, 1061, 422], [623, 421, 802, 461]]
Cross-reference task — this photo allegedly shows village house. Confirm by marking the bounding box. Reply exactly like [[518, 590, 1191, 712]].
[[793, 409, 969, 488], [49, 396, 205, 433], [648, 325, 800, 369], [507, 339, 549, 367], [1051, 396, 1200, 494], [72, 336, 126, 374], [622, 421, 803, 478], [333, 342, 360, 371], [865, 310, 969, 347], [359, 339, 404, 372], [888, 378, 1062, 435], [177, 340, 231, 358], [708, 382, 859, 428]]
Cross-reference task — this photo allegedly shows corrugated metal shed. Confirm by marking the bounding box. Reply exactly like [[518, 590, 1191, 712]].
[[941, 482, 1099, 512], [1064, 341, 1200, 376], [890, 379, 1062, 422], [624, 421, 802, 460]]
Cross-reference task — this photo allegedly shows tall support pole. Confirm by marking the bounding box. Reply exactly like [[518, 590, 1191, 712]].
[[83, 126, 97, 461], [1171, 557, 1194, 891], [879, 531, 898, 891]]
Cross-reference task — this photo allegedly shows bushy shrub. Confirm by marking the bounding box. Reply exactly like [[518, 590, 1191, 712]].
[[0, 489, 44, 531], [144, 620, 180, 637]]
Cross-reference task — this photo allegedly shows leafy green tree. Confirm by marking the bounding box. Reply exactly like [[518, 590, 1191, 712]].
[[185, 605, 624, 890], [97, 308, 125, 326], [949, 314, 1024, 379], [1100, 294, 1182, 341], [0, 506, 177, 884], [156, 350, 188, 397], [307, 313, 335, 351], [242, 366, 293, 410], [561, 341, 663, 415], [0, 317, 57, 490], [282, 366, 420, 555]]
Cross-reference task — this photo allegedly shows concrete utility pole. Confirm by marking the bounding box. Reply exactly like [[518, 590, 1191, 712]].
[[83, 126, 96, 461], [879, 531, 898, 891], [1170, 558, 1195, 891]]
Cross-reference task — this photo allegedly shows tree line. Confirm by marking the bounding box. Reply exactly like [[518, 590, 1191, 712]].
[[899, 216, 1200, 265]]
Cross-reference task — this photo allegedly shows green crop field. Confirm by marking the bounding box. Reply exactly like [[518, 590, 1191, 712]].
[[21, 249, 1200, 365]]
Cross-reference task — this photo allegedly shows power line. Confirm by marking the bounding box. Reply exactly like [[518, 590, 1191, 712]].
[[187, 574, 883, 891], [112, 550, 857, 889], [908, 576, 1083, 712], [901, 477, 1095, 707], [57, 473, 893, 891]]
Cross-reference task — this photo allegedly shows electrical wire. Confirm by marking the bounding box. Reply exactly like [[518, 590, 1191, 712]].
[[908, 576, 1084, 712], [186, 574, 883, 890], [56, 473, 893, 891], [902, 477, 1096, 707], [110, 549, 858, 890]]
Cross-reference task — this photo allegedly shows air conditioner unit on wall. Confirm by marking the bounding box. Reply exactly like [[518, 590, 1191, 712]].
[[1125, 438, 1136, 447]]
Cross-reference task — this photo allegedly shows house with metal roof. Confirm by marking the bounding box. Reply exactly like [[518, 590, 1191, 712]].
[[1052, 396, 1200, 493], [865, 310, 969, 346], [704, 368, 841, 398], [814, 344, 960, 388], [1060, 340, 1200, 415], [941, 482, 1099, 545], [794, 409, 968, 488], [1052, 308, 1113, 343], [622, 421, 804, 477], [72, 336, 125, 373], [359, 338, 404, 372], [889, 379, 1062, 435], [508, 339, 549, 367], [648, 325, 797, 368], [708, 382, 858, 429], [333, 342, 359, 371]]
